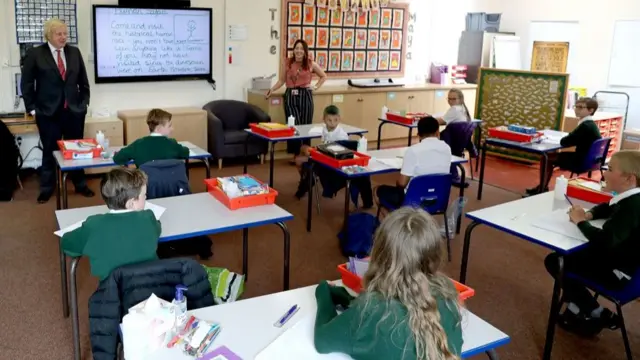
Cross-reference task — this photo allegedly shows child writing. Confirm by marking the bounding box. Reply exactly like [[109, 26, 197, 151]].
[[546, 150, 640, 336], [61, 168, 161, 280], [114, 108, 189, 167], [436, 89, 471, 125], [314, 207, 463, 359], [527, 97, 602, 195]]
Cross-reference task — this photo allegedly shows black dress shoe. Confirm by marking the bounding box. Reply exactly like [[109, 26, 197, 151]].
[[37, 191, 53, 204], [452, 181, 469, 189], [75, 187, 95, 198]]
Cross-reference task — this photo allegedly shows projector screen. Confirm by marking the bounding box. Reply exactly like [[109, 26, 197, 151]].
[[92, 6, 212, 83]]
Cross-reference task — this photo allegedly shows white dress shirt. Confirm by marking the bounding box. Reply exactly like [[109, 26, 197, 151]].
[[48, 42, 67, 70], [321, 125, 349, 144], [442, 105, 469, 124], [400, 137, 452, 177]]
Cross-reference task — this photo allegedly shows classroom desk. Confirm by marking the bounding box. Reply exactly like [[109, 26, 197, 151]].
[[243, 124, 368, 187], [458, 192, 595, 360], [53, 141, 211, 210], [306, 147, 468, 234], [476, 130, 568, 200], [56, 193, 293, 360], [1, 116, 38, 135], [376, 117, 483, 149], [145, 282, 510, 359]]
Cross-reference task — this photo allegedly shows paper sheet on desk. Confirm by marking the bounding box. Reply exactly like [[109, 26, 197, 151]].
[[54, 202, 166, 237], [256, 316, 351, 360], [531, 208, 605, 241], [308, 126, 323, 135], [373, 157, 403, 169], [189, 149, 196, 157]]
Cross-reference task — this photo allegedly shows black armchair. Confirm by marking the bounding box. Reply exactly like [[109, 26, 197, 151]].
[[203, 100, 270, 169]]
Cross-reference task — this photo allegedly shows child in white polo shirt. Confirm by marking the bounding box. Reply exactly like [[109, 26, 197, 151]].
[[375, 116, 452, 208]]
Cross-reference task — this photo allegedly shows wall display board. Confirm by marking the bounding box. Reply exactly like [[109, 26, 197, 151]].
[[14, 0, 78, 44], [475, 67, 569, 161], [281, 0, 408, 78], [531, 41, 569, 73]]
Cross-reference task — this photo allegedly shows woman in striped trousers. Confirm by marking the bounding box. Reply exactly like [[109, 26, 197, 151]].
[[267, 39, 327, 162]]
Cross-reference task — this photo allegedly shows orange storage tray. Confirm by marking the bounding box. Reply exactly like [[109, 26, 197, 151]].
[[566, 177, 613, 204], [337, 263, 475, 301], [488, 127, 543, 143], [57, 139, 102, 160], [309, 148, 371, 168], [249, 123, 295, 138], [385, 112, 426, 125], [204, 176, 278, 210]]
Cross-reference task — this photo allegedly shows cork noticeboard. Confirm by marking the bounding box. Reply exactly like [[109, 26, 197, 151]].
[[531, 41, 570, 73], [475, 68, 570, 161], [281, 0, 408, 79]]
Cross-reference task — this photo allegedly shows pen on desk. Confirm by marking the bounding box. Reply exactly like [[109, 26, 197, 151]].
[[564, 194, 574, 206], [275, 305, 299, 327]]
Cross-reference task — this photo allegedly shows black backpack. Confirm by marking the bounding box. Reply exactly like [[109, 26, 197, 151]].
[[0, 121, 20, 201]]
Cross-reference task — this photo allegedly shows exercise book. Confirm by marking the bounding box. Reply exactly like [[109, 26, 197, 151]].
[[531, 207, 605, 241]]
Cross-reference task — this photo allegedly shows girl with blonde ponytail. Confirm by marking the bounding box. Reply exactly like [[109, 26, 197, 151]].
[[314, 207, 463, 360]]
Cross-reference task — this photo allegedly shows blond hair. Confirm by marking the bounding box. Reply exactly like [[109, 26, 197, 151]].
[[100, 168, 147, 210], [448, 89, 471, 121], [43, 18, 67, 41], [146, 108, 172, 132], [361, 207, 461, 360], [612, 150, 640, 186]]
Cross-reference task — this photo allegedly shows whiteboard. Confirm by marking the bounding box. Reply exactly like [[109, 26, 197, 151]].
[[527, 21, 579, 84], [93, 7, 212, 82], [492, 36, 522, 70], [609, 20, 640, 87]]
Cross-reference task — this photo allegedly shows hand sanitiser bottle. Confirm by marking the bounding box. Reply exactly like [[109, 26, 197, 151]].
[[172, 285, 188, 327], [96, 130, 105, 147], [554, 175, 568, 200], [287, 115, 296, 127]]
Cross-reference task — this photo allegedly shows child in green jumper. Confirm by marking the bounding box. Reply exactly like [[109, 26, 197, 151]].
[[114, 108, 190, 167], [61, 168, 161, 280], [546, 150, 640, 336], [314, 207, 463, 360]]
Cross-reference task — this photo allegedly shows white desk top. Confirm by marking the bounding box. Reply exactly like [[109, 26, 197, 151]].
[[53, 141, 211, 171], [378, 117, 483, 129], [466, 192, 595, 253], [245, 124, 368, 141], [486, 130, 568, 154], [55, 193, 293, 241], [144, 283, 509, 360]]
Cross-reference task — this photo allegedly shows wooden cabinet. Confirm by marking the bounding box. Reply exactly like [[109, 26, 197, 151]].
[[247, 84, 478, 148]]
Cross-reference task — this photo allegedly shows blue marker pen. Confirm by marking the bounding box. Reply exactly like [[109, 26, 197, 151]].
[[274, 305, 299, 327]]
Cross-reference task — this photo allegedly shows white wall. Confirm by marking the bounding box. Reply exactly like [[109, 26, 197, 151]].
[[0, 0, 487, 114], [488, 0, 640, 128]]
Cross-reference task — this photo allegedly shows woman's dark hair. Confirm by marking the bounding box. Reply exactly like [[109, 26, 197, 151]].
[[288, 39, 310, 70]]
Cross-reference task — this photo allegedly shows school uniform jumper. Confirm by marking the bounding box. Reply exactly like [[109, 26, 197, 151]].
[[284, 60, 314, 154], [377, 137, 452, 208], [113, 133, 190, 168], [313, 281, 463, 360], [545, 189, 640, 312], [61, 209, 161, 280]]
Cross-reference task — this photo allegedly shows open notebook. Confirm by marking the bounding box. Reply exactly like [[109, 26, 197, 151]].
[[531, 207, 605, 241]]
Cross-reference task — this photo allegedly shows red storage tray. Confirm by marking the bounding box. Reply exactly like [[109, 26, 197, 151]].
[[57, 139, 102, 160], [249, 123, 295, 138], [566, 177, 613, 204], [337, 263, 475, 301], [488, 127, 543, 143], [204, 176, 278, 210], [385, 112, 427, 125], [309, 148, 371, 168]]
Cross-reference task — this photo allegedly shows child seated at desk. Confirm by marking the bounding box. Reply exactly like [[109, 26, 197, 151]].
[[295, 105, 373, 208], [527, 97, 602, 195], [376, 116, 452, 208], [114, 108, 189, 167], [435, 89, 472, 125], [546, 150, 640, 336], [313, 207, 463, 359], [61, 168, 161, 280]]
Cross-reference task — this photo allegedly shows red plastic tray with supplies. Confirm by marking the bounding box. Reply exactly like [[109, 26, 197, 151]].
[[566, 177, 613, 204], [309, 148, 371, 168], [385, 112, 427, 125], [487, 127, 543, 143], [57, 139, 102, 160], [204, 175, 278, 210], [249, 123, 295, 138], [337, 263, 475, 301]]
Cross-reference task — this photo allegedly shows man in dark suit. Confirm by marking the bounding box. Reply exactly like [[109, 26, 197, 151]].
[[21, 18, 95, 203]]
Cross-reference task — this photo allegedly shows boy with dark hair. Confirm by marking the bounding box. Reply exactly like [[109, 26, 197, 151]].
[[61, 168, 160, 280], [527, 97, 602, 194], [114, 108, 190, 167], [376, 116, 452, 208]]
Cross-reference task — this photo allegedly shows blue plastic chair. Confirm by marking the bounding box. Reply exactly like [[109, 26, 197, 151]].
[[377, 173, 453, 260], [564, 268, 640, 359], [563, 137, 612, 179]]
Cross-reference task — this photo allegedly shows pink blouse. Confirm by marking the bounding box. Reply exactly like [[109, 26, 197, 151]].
[[285, 60, 313, 88]]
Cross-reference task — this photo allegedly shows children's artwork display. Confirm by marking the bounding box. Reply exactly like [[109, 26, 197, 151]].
[[281, 0, 408, 78], [475, 68, 569, 160], [530, 41, 569, 73]]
